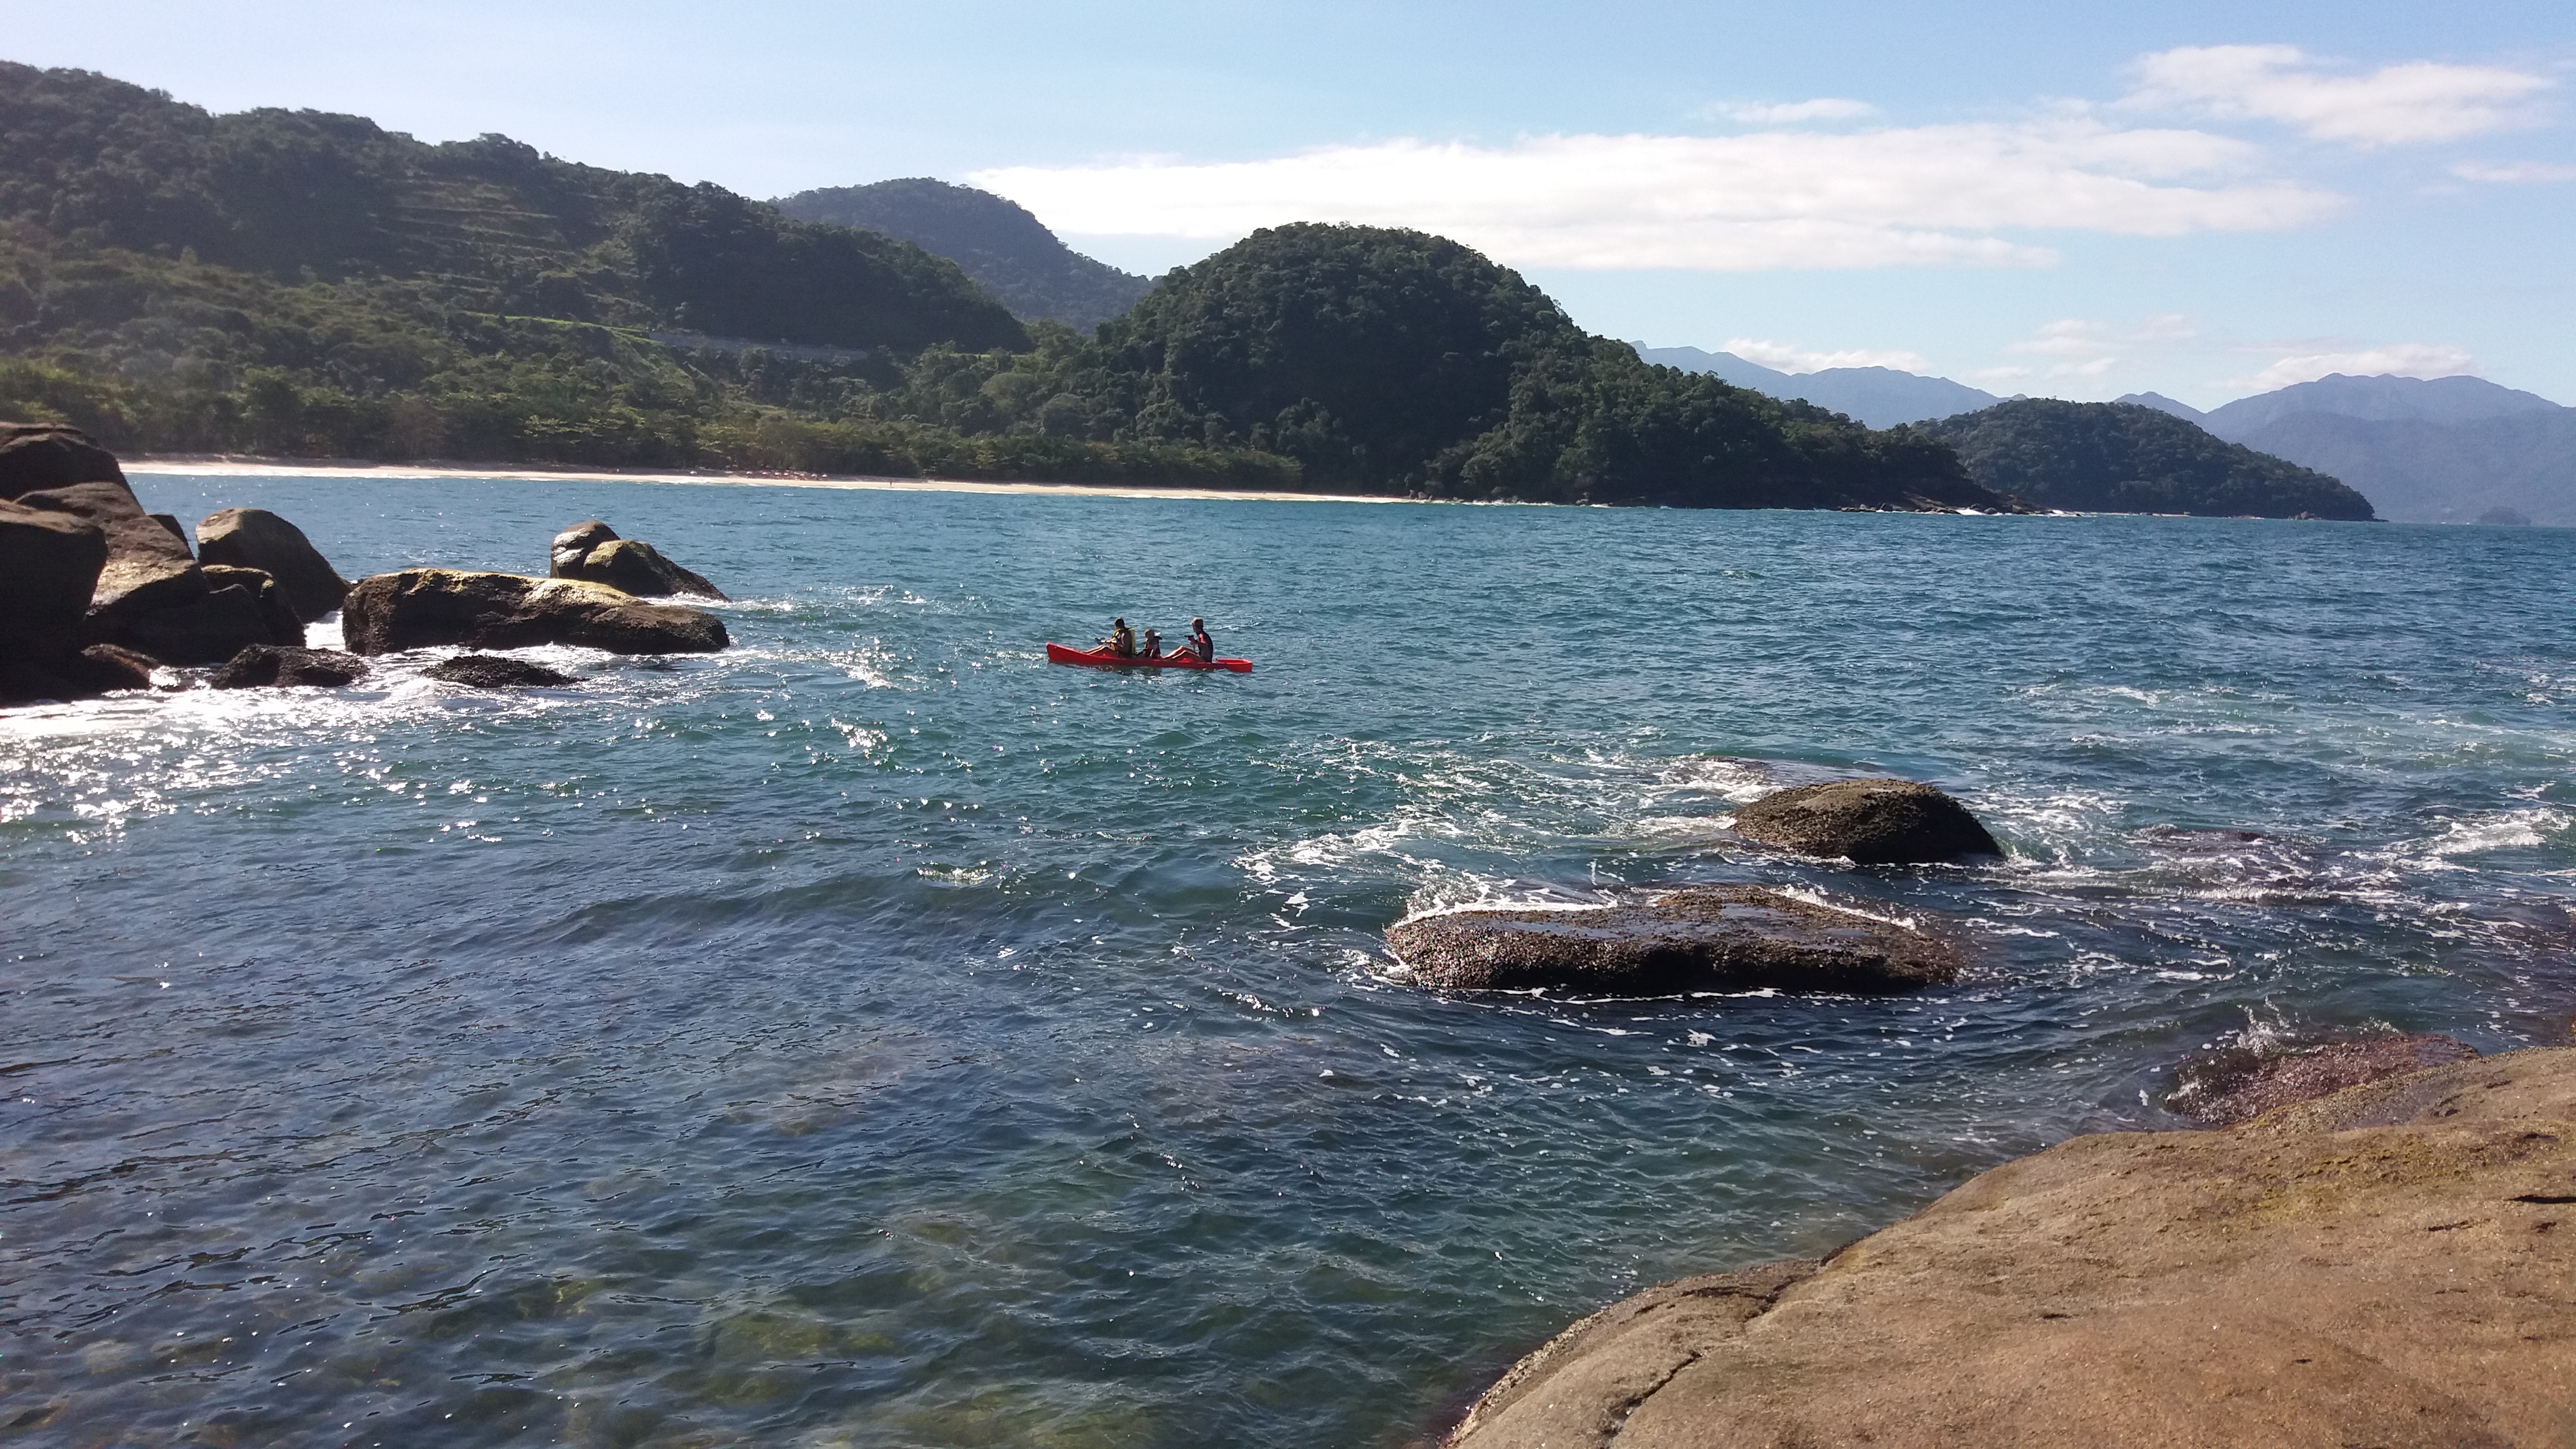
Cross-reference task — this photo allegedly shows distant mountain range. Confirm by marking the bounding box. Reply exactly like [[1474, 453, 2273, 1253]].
[[1633, 346, 1999, 428], [2184, 376, 2575, 526], [1639, 344, 2575, 526], [772, 178, 1152, 331]]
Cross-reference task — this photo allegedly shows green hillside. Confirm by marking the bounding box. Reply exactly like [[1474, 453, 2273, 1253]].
[[0, 63, 2006, 510], [772, 178, 1152, 331], [1920, 399, 2376, 520]]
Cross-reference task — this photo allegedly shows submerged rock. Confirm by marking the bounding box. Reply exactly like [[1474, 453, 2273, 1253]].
[[197, 507, 348, 622], [1733, 778, 2003, 864], [71, 643, 159, 693], [423, 654, 579, 688], [548, 520, 726, 600], [1384, 886, 1961, 996], [1443, 1045, 2576, 1448], [340, 568, 728, 656], [210, 644, 369, 690], [2165, 1032, 2479, 1126]]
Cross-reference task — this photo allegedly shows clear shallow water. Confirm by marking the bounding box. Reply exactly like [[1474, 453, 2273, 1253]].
[[6, 477, 2576, 1448]]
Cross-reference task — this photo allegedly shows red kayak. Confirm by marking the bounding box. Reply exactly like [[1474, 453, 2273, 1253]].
[[1046, 643, 1252, 673]]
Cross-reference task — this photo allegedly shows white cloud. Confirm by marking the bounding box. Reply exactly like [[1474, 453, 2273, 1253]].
[[2242, 343, 2480, 390], [1722, 338, 1931, 374], [1710, 98, 1878, 124], [971, 123, 2339, 273], [2451, 159, 2576, 183], [2127, 45, 2552, 147], [2001, 315, 2203, 382]]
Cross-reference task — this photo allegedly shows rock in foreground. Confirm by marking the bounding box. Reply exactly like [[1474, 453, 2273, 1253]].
[[548, 520, 726, 600], [1445, 1046, 2576, 1449], [210, 645, 369, 690], [197, 508, 349, 622], [423, 655, 579, 688], [1385, 886, 1960, 995], [340, 570, 728, 656], [1733, 778, 2003, 864]]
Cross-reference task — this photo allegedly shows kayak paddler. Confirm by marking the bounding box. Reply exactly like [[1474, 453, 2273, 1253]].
[[1139, 627, 1163, 660], [1102, 618, 1136, 657], [1183, 618, 1214, 664]]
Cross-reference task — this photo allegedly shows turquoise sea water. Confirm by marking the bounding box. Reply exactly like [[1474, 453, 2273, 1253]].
[[7, 476, 2576, 1447]]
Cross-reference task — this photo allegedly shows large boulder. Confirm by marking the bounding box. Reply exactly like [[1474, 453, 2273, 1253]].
[[0, 422, 127, 499], [1444, 1046, 2576, 1448], [197, 508, 348, 622], [422, 655, 580, 688], [1384, 886, 1961, 995], [0, 499, 107, 668], [13, 479, 204, 628], [210, 645, 369, 690], [548, 520, 726, 600], [340, 569, 729, 655], [1733, 778, 2003, 864]]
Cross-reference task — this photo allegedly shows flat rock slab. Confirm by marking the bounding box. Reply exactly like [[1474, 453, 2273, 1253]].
[[1734, 778, 2003, 864], [1385, 886, 1961, 996], [1445, 1046, 2576, 1449], [424, 655, 579, 688]]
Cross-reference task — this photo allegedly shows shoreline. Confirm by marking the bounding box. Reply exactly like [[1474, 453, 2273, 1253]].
[[124, 455, 1432, 505]]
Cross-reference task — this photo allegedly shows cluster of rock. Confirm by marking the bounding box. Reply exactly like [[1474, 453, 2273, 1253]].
[[1, 424, 344, 701], [0, 422, 733, 705], [1443, 1040, 2576, 1447], [1386, 774, 2002, 999]]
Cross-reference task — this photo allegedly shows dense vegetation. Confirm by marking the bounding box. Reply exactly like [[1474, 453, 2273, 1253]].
[[0, 62, 2005, 509], [773, 178, 1152, 331], [1921, 400, 2376, 519]]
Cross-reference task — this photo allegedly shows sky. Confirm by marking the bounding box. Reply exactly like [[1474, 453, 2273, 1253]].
[[8, 0, 2573, 406]]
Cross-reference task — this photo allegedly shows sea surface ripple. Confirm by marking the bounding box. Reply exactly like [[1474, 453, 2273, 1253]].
[[6, 476, 2575, 1447]]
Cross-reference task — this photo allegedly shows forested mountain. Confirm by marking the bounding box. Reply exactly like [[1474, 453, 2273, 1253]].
[[894, 223, 2008, 507], [1920, 399, 2374, 520], [0, 63, 2005, 507], [771, 178, 1151, 331], [1634, 345, 2001, 426]]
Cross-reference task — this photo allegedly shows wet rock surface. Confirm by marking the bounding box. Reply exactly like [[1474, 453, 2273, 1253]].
[[1385, 886, 1962, 996], [1733, 778, 2003, 864], [340, 569, 729, 656], [2165, 1032, 2480, 1126], [548, 520, 725, 600], [197, 507, 349, 622], [1445, 1046, 2576, 1449], [423, 655, 579, 688], [209, 645, 369, 690]]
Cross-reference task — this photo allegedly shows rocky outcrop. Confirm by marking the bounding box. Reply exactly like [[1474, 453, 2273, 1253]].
[[340, 569, 729, 656], [1732, 778, 2003, 864], [67, 643, 157, 693], [0, 421, 127, 499], [423, 655, 579, 688], [2165, 1032, 2479, 1126], [0, 499, 109, 702], [209, 645, 369, 690], [1384, 886, 1961, 995], [548, 520, 725, 599], [197, 507, 349, 622], [10, 477, 295, 666], [1444, 1046, 2576, 1449]]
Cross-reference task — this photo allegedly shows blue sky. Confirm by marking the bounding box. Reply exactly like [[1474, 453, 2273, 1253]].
[[9, 0, 2572, 404]]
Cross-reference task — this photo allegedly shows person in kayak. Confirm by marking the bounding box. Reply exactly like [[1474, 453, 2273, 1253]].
[[1101, 618, 1136, 656], [1139, 627, 1164, 660], [1179, 618, 1214, 664]]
